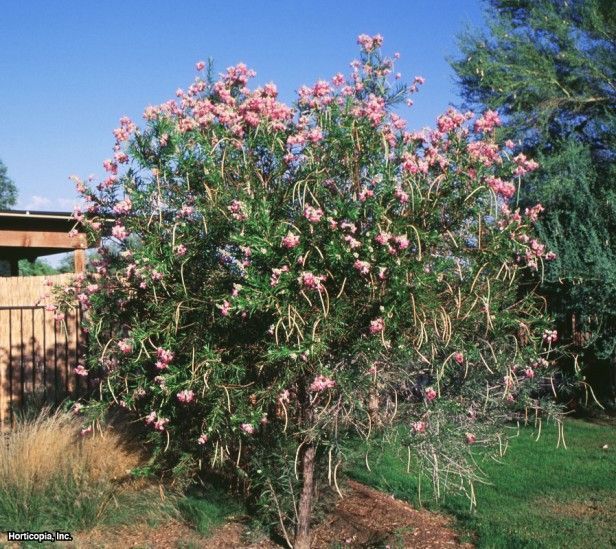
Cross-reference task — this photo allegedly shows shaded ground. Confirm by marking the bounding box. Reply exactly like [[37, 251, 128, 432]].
[[70, 480, 468, 548], [311, 480, 470, 548]]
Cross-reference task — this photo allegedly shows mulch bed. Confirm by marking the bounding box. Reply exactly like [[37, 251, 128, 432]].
[[69, 480, 471, 548]]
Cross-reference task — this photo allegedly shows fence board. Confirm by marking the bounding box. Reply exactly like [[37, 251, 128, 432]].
[[0, 274, 83, 428]]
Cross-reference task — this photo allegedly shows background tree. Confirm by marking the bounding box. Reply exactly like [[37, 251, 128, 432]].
[[0, 158, 18, 209], [452, 0, 616, 405], [17, 255, 74, 276]]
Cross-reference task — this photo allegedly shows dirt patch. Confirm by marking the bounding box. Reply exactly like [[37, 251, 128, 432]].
[[71, 518, 279, 548], [538, 493, 616, 522], [71, 519, 209, 548], [66, 481, 469, 548], [311, 480, 470, 548]]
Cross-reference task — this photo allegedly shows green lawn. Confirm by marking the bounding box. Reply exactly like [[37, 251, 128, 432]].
[[348, 419, 616, 548]]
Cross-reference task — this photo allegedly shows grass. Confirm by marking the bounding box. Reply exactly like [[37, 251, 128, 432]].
[[178, 483, 244, 536], [348, 418, 616, 548], [0, 408, 243, 545], [0, 408, 177, 533]]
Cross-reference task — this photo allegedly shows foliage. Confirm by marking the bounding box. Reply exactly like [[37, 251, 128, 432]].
[[18, 258, 60, 276], [350, 418, 616, 548], [452, 0, 616, 402], [0, 157, 17, 209], [60, 36, 562, 544]]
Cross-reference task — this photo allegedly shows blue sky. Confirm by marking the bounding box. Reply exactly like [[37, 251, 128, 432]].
[[0, 0, 484, 214]]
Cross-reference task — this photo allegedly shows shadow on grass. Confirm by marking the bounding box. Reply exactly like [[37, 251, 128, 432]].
[[346, 419, 616, 548]]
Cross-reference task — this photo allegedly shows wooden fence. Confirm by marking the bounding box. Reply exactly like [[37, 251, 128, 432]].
[[0, 274, 86, 428]]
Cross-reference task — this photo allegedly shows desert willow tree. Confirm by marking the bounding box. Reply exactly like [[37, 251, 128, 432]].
[[59, 35, 562, 548]]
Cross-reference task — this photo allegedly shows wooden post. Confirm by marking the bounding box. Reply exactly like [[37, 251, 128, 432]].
[[74, 249, 85, 273], [9, 259, 19, 276]]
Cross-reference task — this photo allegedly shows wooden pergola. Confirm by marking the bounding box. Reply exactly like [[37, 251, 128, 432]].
[[0, 210, 88, 275]]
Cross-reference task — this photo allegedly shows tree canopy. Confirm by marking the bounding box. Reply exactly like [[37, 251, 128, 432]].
[[0, 158, 17, 209], [452, 0, 616, 403]]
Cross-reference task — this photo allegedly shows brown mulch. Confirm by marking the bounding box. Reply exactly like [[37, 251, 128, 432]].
[[66, 481, 470, 548], [72, 519, 209, 548], [311, 480, 471, 548]]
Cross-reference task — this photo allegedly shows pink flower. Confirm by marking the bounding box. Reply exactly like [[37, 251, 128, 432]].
[[332, 73, 345, 86], [195, 60, 206, 71], [306, 127, 323, 143], [74, 364, 88, 377], [175, 244, 187, 256], [340, 221, 357, 234], [156, 347, 174, 370], [111, 224, 129, 240], [532, 358, 549, 368], [310, 374, 336, 392], [453, 352, 464, 365], [375, 232, 391, 246], [487, 177, 516, 199], [113, 198, 132, 215], [524, 367, 535, 379], [356, 33, 383, 52], [353, 259, 371, 275], [437, 108, 466, 133], [425, 387, 437, 401], [303, 205, 323, 223], [71, 402, 83, 414], [358, 188, 374, 202], [118, 339, 132, 354], [154, 417, 169, 431], [412, 421, 426, 433], [543, 329, 558, 344], [393, 234, 409, 250], [369, 318, 385, 334], [241, 423, 255, 435], [145, 411, 157, 425], [270, 266, 289, 287], [103, 159, 118, 175], [474, 110, 501, 133], [513, 153, 539, 176], [465, 433, 477, 444], [218, 300, 231, 316], [281, 232, 300, 249], [177, 389, 195, 403], [298, 271, 326, 291], [525, 203, 545, 222], [80, 426, 93, 437], [228, 200, 247, 221], [341, 230, 361, 247], [198, 434, 208, 445]]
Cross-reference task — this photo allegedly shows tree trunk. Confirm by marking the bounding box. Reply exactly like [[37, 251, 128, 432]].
[[294, 443, 316, 549]]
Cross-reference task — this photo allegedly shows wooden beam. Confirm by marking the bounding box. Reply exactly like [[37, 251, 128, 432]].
[[0, 230, 87, 250]]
